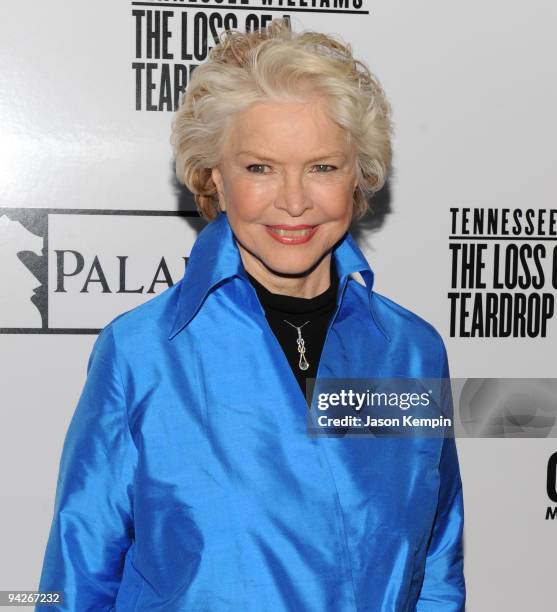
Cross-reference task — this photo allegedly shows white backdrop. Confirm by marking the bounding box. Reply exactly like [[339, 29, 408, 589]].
[[1, 1, 556, 610]]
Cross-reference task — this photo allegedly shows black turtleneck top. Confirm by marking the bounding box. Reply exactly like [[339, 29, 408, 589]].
[[245, 258, 340, 402]]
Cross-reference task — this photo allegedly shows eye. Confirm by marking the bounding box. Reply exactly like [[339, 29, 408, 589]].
[[312, 164, 337, 173], [246, 164, 271, 174]]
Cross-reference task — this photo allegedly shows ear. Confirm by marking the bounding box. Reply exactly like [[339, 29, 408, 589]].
[[211, 167, 226, 212], [352, 160, 359, 192]]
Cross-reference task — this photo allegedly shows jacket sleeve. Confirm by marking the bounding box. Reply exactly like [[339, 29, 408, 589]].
[[36, 324, 137, 611], [416, 340, 466, 611]]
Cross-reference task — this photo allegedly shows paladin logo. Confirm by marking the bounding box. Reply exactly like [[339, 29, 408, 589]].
[[0, 208, 203, 334], [0, 211, 45, 329]]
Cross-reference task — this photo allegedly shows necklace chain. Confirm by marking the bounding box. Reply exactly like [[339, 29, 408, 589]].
[[283, 319, 310, 371]]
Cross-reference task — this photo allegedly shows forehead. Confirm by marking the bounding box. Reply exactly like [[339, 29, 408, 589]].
[[222, 98, 349, 156]]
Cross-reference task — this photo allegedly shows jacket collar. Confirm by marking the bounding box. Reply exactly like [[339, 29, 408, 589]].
[[168, 211, 388, 340]]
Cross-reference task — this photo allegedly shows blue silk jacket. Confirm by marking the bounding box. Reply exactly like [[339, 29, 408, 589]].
[[37, 211, 465, 611]]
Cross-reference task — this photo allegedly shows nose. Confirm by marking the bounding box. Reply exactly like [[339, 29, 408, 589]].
[[274, 171, 313, 217]]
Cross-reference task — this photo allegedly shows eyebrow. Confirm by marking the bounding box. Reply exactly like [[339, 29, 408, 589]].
[[236, 150, 347, 164]]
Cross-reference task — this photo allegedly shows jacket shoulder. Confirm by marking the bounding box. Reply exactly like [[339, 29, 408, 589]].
[[371, 290, 446, 351], [99, 280, 182, 350]]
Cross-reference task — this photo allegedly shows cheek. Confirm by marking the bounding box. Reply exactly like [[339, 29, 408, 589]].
[[227, 180, 273, 218], [314, 184, 355, 219]]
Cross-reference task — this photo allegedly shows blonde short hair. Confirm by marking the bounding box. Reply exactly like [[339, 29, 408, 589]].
[[171, 17, 393, 222]]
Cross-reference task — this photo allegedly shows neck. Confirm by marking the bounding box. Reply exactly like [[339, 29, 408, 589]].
[[239, 249, 332, 298]]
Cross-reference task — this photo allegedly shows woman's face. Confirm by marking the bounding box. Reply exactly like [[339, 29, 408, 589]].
[[211, 97, 358, 291]]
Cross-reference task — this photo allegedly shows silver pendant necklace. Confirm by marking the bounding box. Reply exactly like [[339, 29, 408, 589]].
[[283, 319, 310, 371]]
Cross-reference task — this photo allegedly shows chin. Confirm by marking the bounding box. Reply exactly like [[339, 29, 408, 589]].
[[258, 255, 322, 277]]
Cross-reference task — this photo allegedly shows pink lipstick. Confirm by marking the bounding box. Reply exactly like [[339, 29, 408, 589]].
[[265, 224, 318, 245]]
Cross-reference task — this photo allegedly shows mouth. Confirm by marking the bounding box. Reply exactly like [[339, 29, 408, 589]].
[[265, 224, 318, 244]]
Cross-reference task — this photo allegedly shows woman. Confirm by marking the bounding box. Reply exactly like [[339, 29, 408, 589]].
[[37, 18, 465, 611]]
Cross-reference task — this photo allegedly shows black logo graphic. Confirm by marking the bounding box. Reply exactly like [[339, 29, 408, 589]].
[[0, 208, 199, 334], [546, 452, 557, 520]]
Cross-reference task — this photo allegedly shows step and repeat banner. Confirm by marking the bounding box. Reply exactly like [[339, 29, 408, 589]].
[[1, 1, 556, 609]]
